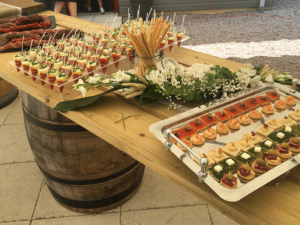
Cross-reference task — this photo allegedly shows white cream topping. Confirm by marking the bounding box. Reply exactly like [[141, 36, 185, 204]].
[[214, 165, 223, 172]]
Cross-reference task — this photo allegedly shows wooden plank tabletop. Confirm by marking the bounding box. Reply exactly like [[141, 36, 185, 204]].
[[1, 0, 46, 13], [1, 11, 300, 225]]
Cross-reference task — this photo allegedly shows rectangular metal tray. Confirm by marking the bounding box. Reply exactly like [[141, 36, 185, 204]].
[[149, 83, 300, 202]]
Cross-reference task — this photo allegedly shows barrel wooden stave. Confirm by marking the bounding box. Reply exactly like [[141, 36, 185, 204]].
[[22, 92, 144, 213], [0, 78, 18, 109]]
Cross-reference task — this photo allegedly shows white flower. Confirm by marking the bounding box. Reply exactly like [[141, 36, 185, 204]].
[[101, 78, 112, 84], [89, 77, 99, 84], [249, 75, 261, 87], [265, 74, 274, 83], [236, 68, 257, 78], [114, 70, 131, 82], [77, 79, 84, 85], [145, 70, 161, 84]]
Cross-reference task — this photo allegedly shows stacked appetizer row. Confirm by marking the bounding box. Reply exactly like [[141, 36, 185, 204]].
[[171, 90, 297, 149]]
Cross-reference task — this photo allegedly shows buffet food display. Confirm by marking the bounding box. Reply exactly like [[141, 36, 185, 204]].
[[8, 16, 190, 100], [149, 85, 300, 201]]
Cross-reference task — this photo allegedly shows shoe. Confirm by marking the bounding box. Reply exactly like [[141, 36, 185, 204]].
[[85, 4, 92, 12], [100, 7, 105, 14]]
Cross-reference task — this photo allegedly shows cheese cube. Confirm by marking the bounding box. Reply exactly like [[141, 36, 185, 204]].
[[254, 147, 261, 153], [276, 132, 285, 139], [265, 140, 273, 147], [285, 126, 292, 133], [214, 165, 223, 173], [241, 153, 251, 160], [226, 159, 235, 166]]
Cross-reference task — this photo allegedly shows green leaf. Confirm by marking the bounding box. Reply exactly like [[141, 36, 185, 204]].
[[142, 85, 165, 100], [54, 86, 123, 112], [138, 85, 165, 107]]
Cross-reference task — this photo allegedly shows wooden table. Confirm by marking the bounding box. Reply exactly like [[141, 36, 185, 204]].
[[1, 11, 300, 225], [0, 0, 46, 13]]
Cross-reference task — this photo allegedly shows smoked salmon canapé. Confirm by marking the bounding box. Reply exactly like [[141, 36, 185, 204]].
[[248, 110, 263, 120], [284, 95, 297, 106], [171, 125, 197, 143], [200, 113, 218, 126], [256, 95, 272, 106], [237, 114, 251, 125], [214, 110, 231, 123], [244, 97, 260, 109], [274, 99, 287, 110], [266, 89, 280, 102], [216, 122, 229, 134], [262, 104, 275, 114], [234, 101, 251, 113], [190, 133, 205, 145], [203, 128, 217, 140], [188, 119, 207, 132], [227, 118, 241, 130], [224, 106, 241, 118]]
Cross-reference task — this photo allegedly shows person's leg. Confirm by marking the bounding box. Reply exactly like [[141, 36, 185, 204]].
[[54, 1, 65, 13], [87, 0, 92, 7], [97, 0, 103, 8], [98, 0, 105, 13], [68, 2, 77, 18]]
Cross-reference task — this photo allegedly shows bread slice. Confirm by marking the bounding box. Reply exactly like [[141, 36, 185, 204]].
[[208, 148, 229, 163], [266, 119, 284, 130], [278, 116, 296, 127], [235, 139, 255, 152], [193, 153, 215, 167], [222, 142, 242, 157], [289, 111, 300, 122], [256, 125, 274, 137]]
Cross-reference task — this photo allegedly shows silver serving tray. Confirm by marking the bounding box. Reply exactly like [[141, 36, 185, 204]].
[[149, 83, 300, 202]]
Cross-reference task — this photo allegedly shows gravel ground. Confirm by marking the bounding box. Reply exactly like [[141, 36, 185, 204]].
[[123, 0, 300, 77]]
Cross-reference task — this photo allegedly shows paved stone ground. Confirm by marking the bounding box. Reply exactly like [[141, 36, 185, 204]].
[[0, 13, 240, 225]]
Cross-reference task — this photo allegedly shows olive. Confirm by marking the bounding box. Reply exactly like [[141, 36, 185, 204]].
[[195, 119, 201, 126], [226, 173, 234, 181], [257, 158, 266, 166], [229, 106, 236, 111], [261, 95, 267, 100], [242, 164, 250, 171], [293, 137, 300, 144], [268, 149, 276, 156], [185, 125, 191, 131], [281, 143, 289, 149]]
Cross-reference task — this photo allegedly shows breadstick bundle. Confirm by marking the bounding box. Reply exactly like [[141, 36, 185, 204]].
[[122, 17, 171, 76]]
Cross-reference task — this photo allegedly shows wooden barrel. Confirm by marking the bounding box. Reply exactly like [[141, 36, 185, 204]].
[[0, 78, 18, 109], [22, 92, 144, 213]]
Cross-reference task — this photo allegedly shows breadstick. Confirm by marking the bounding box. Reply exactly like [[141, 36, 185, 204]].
[[141, 31, 152, 56], [150, 31, 155, 54], [153, 23, 161, 43], [153, 17, 160, 38], [139, 17, 143, 33], [155, 35, 163, 52], [147, 18, 154, 37], [128, 33, 142, 54], [131, 20, 136, 35], [161, 22, 171, 40]]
